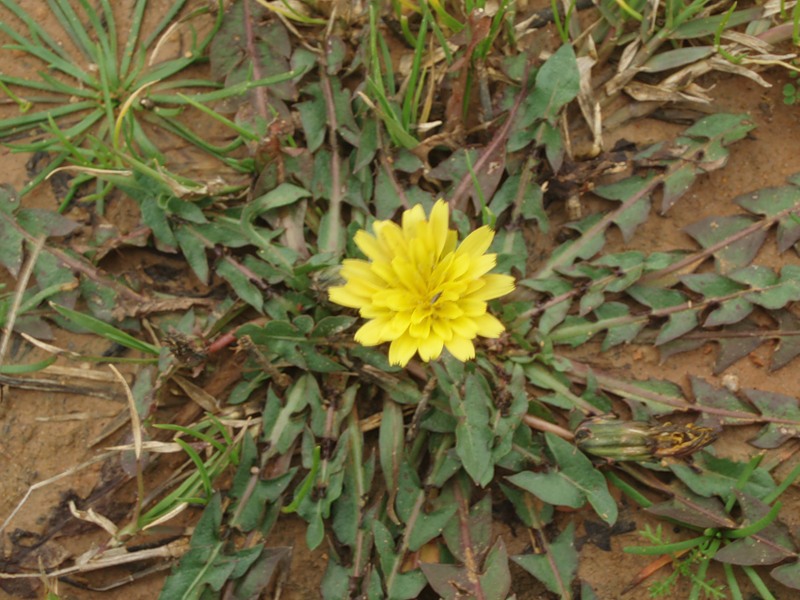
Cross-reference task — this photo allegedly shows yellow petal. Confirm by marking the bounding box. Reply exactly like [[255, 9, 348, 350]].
[[329, 286, 369, 309], [417, 334, 444, 362], [355, 319, 390, 345], [373, 289, 416, 311], [464, 254, 496, 279], [340, 259, 383, 286], [443, 230, 458, 255], [389, 334, 418, 366], [456, 226, 494, 258], [411, 304, 432, 324], [449, 316, 479, 338], [428, 200, 450, 258], [431, 318, 453, 341], [409, 318, 431, 339], [459, 298, 488, 317], [445, 336, 475, 361], [469, 274, 515, 301], [393, 257, 426, 295], [402, 204, 427, 238], [436, 301, 463, 319], [354, 230, 389, 262], [371, 260, 399, 286], [384, 311, 413, 338], [472, 313, 505, 338], [378, 221, 409, 258]]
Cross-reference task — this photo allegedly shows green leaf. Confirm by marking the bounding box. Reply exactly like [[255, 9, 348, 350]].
[[507, 470, 583, 508], [772, 560, 800, 591], [229, 433, 297, 532], [744, 389, 800, 448], [159, 494, 264, 599], [217, 260, 264, 311], [736, 265, 800, 309], [49, 303, 159, 355], [656, 308, 699, 345], [373, 519, 427, 600], [396, 461, 457, 551], [380, 398, 404, 521], [594, 175, 654, 242], [525, 44, 579, 123], [683, 215, 764, 274], [0, 215, 24, 277], [374, 164, 403, 219], [647, 493, 735, 529], [422, 538, 511, 600], [714, 492, 795, 566], [451, 373, 494, 487], [521, 276, 572, 334], [261, 382, 310, 456], [669, 452, 776, 501], [174, 225, 210, 284], [512, 522, 578, 595], [735, 184, 800, 253], [771, 309, 800, 370], [594, 302, 647, 350], [250, 182, 312, 212], [508, 433, 617, 524], [297, 84, 326, 152]]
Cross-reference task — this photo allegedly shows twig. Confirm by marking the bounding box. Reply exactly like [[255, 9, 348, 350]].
[[0, 235, 45, 373]]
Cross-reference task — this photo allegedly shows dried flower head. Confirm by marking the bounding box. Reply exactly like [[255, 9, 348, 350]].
[[329, 200, 515, 366]]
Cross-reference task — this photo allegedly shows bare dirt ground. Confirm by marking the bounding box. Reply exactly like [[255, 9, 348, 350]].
[[1, 1, 800, 599]]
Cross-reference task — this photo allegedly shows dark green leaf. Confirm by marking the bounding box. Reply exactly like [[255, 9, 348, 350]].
[[380, 398, 404, 522], [647, 493, 735, 529], [771, 309, 800, 371], [174, 225, 210, 284], [744, 389, 800, 448], [297, 84, 326, 152], [692, 375, 754, 431], [452, 373, 494, 486], [373, 519, 427, 600], [683, 215, 764, 274], [218, 260, 263, 310], [159, 494, 264, 599], [714, 491, 795, 566], [511, 522, 578, 595], [772, 560, 800, 591], [669, 452, 776, 501]]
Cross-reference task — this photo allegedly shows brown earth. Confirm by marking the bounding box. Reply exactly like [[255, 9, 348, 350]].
[[1, 1, 800, 599]]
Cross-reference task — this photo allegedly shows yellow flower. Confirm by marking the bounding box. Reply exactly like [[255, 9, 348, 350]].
[[329, 200, 515, 366]]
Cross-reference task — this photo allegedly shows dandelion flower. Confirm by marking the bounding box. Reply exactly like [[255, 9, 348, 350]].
[[329, 200, 515, 366]]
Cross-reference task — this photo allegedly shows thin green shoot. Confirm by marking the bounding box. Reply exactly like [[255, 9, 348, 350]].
[[475, 0, 512, 59], [153, 423, 231, 456], [282, 445, 321, 513], [172, 437, 214, 499], [464, 150, 487, 211], [428, 0, 464, 33], [551, 0, 570, 42], [256, 0, 326, 25], [401, 9, 430, 132], [714, 3, 743, 65], [742, 566, 777, 600], [793, 0, 800, 45], [0, 355, 57, 374], [49, 303, 160, 355], [0, 80, 32, 112], [613, 0, 643, 21]]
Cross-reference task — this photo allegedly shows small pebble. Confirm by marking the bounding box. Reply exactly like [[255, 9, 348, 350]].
[[721, 373, 739, 393]]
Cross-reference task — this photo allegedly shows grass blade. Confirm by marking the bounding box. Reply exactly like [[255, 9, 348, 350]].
[[50, 303, 160, 355]]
